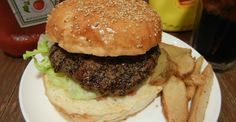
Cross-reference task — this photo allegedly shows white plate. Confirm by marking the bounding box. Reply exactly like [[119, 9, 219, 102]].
[[19, 33, 221, 122]]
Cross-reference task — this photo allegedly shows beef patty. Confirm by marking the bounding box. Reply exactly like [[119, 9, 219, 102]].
[[49, 44, 160, 96]]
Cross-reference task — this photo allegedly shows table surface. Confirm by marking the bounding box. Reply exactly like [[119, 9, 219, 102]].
[[0, 32, 235, 122]]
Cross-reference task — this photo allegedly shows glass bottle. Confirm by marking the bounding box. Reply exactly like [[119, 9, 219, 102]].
[[0, 0, 60, 57]]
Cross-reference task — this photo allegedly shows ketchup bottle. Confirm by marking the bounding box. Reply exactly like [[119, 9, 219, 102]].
[[0, 0, 60, 57]]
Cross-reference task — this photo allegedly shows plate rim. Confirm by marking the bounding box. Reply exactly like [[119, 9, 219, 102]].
[[19, 32, 222, 122]]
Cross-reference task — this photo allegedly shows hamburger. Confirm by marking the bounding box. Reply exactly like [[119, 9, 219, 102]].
[[24, 0, 162, 121]]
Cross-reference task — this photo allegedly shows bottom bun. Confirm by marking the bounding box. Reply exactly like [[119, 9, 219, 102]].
[[44, 75, 162, 122]]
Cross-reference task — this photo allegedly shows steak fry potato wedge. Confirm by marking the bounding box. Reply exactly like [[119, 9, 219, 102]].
[[150, 49, 175, 86], [162, 76, 188, 122], [188, 64, 214, 122], [185, 56, 204, 100], [159, 43, 195, 77], [156, 43, 215, 122]]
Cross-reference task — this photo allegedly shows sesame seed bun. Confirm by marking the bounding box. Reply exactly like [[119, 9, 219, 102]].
[[46, 0, 162, 56], [43, 74, 162, 122]]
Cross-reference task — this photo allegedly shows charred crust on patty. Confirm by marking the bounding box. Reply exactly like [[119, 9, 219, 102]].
[[49, 44, 160, 96]]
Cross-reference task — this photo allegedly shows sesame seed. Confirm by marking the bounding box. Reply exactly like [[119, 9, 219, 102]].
[[55, 0, 161, 45], [99, 29, 105, 35], [136, 44, 143, 48], [72, 0, 159, 24], [106, 28, 115, 33]]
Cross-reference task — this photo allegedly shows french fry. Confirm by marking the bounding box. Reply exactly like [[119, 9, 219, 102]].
[[186, 85, 196, 101], [162, 76, 188, 122], [193, 56, 204, 74], [173, 54, 195, 77], [158, 43, 214, 122], [191, 74, 205, 86], [184, 74, 205, 86], [182, 56, 204, 103], [184, 56, 205, 86], [150, 49, 175, 86], [159, 43, 191, 56], [160, 43, 195, 77], [188, 64, 214, 122]]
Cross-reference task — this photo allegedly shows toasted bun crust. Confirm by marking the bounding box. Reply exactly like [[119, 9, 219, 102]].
[[44, 75, 162, 122], [46, 0, 162, 56]]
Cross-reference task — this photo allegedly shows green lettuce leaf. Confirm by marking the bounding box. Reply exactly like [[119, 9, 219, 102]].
[[47, 69, 97, 99], [23, 38, 49, 60], [23, 35, 97, 100]]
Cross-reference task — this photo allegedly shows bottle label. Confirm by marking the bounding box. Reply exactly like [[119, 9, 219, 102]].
[[8, 0, 59, 27]]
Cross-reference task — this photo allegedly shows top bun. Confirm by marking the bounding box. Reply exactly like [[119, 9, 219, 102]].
[[46, 0, 162, 56]]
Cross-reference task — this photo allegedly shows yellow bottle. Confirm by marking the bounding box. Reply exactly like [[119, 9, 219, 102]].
[[149, 0, 199, 32]]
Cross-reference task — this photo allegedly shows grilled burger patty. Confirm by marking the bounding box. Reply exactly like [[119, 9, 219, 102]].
[[49, 44, 160, 96]]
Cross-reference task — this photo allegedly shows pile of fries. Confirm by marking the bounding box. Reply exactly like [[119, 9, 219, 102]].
[[150, 43, 214, 122]]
